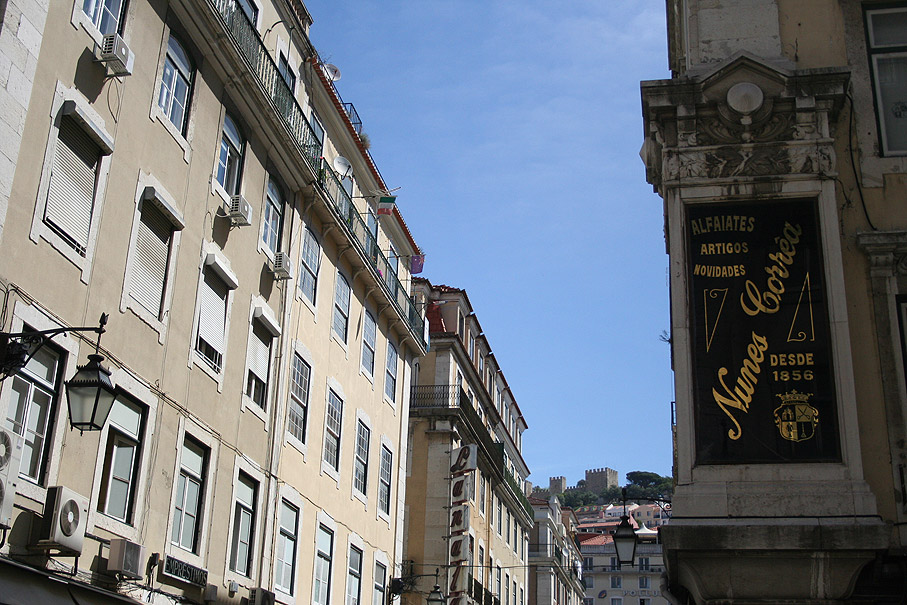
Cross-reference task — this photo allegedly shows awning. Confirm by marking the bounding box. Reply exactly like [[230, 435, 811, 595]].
[[0, 557, 142, 605]]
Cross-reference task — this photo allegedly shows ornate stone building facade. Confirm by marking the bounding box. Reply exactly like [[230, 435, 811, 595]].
[[642, 0, 906, 601]]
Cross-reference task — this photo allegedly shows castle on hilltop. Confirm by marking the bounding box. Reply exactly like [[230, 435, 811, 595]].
[[531, 467, 618, 497]]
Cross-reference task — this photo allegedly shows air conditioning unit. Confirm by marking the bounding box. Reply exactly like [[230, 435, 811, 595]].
[[249, 588, 276, 605], [0, 428, 23, 528], [98, 33, 134, 77], [38, 486, 89, 554], [108, 538, 146, 579], [271, 252, 293, 280], [228, 195, 253, 226]]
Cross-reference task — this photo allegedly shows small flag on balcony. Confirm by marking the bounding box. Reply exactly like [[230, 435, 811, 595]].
[[411, 254, 425, 274], [377, 196, 396, 215]]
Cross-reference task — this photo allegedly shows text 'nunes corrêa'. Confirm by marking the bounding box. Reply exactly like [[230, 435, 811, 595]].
[[740, 222, 803, 316]]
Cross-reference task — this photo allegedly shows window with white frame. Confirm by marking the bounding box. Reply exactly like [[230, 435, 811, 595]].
[[866, 6, 907, 155], [639, 575, 650, 589], [323, 389, 343, 470], [512, 580, 517, 605], [97, 397, 146, 524], [353, 420, 370, 495], [506, 511, 511, 545], [496, 567, 501, 598], [216, 112, 244, 195], [308, 111, 325, 159], [610, 576, 621, 589], [288, 352, 310, 443], [4, 342, 62, 483], [346, 546, 362, 605], [584, 599, 594, 605], [314, 525, 333, 605], [378, 445, 392, 515], [610, 557, 619, 571], [158, 34, 193, 135], [195, 267, 230, 373], [496, 496, 503, 534], [361, 310, 376, 376], [128, 198, 179, 319], [261, 178, 283, 256], [479, 475, 487, 515], [640, 599, 652, 605], [275, 499, 299, 594], [82, 0, 126, 35], [332, 272, 351, 342], [230, 472, 257, 576], [245, 320, 274, 409], [373, 561, 386, 605], [44, 115, 107, 257], [384, 341, 398, 401], [171, 435, 207, 553], [505, 573, 510, 605], [299, 226, 321, 304], [610, 599, 623, 605], [638, 556, 650, 571], [278, 52, 296, 89]]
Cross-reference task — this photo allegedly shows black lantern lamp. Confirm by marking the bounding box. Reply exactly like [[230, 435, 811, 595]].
[[612, 487, 638, 566], [426, 584, 446, 605], [64, 314, 118, 432]]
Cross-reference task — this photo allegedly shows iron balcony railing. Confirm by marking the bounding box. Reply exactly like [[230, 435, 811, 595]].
[[318, 159, 425, 345], [343, 102, 363, 134], [212, 0, 321, 169], [211, 0, 425, 349]]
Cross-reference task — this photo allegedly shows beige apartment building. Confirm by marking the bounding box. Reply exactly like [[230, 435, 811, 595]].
[[0, 1, 427, 604], [527, 496, 584, 605], [403, 278, 531, 605], [642, 0, 907, 602], [578, 531, 667, 605]]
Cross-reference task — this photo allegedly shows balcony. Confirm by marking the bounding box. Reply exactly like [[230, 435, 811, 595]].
[[343, 102, 363, 134], [207, 0, 425, 350]]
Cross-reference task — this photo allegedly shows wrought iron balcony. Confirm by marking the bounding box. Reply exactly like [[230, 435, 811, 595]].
[[318, 159, 425, 344], [209, 0, 425, 349], [343, 102, 363, 134]]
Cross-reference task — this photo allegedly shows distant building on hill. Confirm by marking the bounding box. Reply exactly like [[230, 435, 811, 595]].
[[532, 468, 619, 497]]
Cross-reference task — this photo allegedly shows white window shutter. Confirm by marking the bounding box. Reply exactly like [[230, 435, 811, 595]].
[[197, 269, 228, 354], [131, 203, 172, 316], [247, 321, 271, 382], [45, 116, 100, 253]]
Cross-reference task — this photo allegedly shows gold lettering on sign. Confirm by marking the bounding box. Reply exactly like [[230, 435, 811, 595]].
[[703, 288, 728, 353], [740, 222, 803, 316], [787, 273, 815, 342], [711, 332, 769, 440]]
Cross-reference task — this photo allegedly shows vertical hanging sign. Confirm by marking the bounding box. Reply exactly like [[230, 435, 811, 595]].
[[686, 199, 840, 464], [448, 444, 477, 605]]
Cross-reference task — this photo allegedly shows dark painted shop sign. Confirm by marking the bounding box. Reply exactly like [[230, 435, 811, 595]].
[[162, 554, 208, 587], [687, 199, 840, 464]]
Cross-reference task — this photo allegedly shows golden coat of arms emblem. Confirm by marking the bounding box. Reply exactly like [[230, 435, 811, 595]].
[[773, 390, 819, 442]]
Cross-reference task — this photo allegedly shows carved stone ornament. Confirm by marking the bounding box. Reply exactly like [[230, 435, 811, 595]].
[[663, 141, 833, 181]]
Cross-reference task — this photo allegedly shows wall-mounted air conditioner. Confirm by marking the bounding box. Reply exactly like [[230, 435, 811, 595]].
[[38, 486, 89, 554], [271, 252, 293, 280], [249, 588, 276, 605], [98, 34, 134, 76], [108, 538, 146, 579], [228, 195, 253, 226], [0, 428, 23, 528]]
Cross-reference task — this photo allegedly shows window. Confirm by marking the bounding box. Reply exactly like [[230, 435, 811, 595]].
[[584, 600, 594, 605], [261, 178, 283, 255], [639, 575, 650, 589], [384, 341, 398, 401], [610, 576, 621, 589], [216, 113, 244, 195], [469, 334, 475, 360], [4, 343, 61, 483], [308, 111, 325, 160], [496, 567, 502, 598], [346, 546, 362, 605], [505, 573, 510, 605], [236, 0, 258, 23], [584, 575, 593, 589], [506, 511, 511, 545], [245, 320, 274, 409], [353, 420, 370, 495], [129, 199, 177, 319], [196, 267, 229, 372], [385, 243, 398, 293], [638, 556, 650, 571], [477, 546, 485, 585], [583, 556, 593, 570], [98, 398, 145, 523], [512, 580, 517, 605], [378, 445, 392, 515], [288, 353, 310, 443], [497, 497, 503, 534], [323, 390, 343, 470], [171, 435, 207, 552], [44, 115, 105, 257], [275, 500, 299, 594], [278, 52, 296, 90], [361, 310, 376, 376], [158, 35, 193, 134], [610, 557, 619, 572], [230, 472, 257, 576], [640, 599, 652, 605], [373, 562, 386, 605], [299, 227, 321, 304], [333, 273, 351, 342], [82, 0, 126, 35], [314, 525, 333, 605], [479, 475, 487, 514], [610, 599, 623, 605], [866, 6, 907, 155]]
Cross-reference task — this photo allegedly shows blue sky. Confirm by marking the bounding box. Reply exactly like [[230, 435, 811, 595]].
[[303, 0, 673, 486]]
